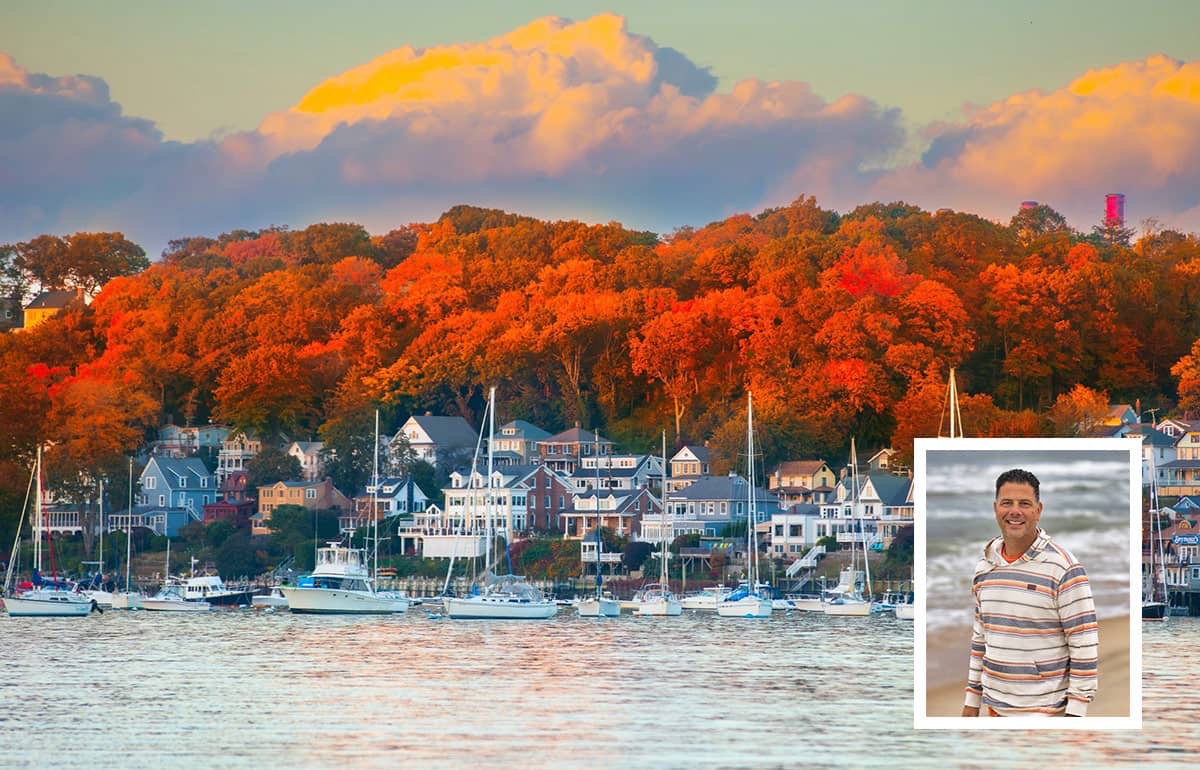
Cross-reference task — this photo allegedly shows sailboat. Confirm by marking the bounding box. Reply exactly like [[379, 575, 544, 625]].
[[446, 387, 557, 619], [81, 478, 114, 609], [633, 432, 682, 616], [1142, 446, 1168, 621], [717, 393, 773, 618], [111, 457, 144, 610], [822, 438, 870, 616], [578, 433, 620, 618], [281, 411, 408, 614], [2, 447, 97, 617]]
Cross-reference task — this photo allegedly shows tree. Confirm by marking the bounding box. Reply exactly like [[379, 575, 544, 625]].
[[1047, 384, 1109, 436], [621, 540, 654, 572], [1009, 204, 1072, 247], [7, 232, 148, 296], [245, 446, 302, 491], [1172, 338, 1200, 418], [214, 531, 261, 579]]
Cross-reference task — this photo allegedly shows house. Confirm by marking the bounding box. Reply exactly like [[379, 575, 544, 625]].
[[1157, 418, 1196, 440], [254, 478, 354, 536], [507, 463, 573, 531], [392, 414, 478, 469], [344, 477, 431, 533], [287, 441, 325, 482], [138, 456, 217, 534], [202, 498, 255, 529], [666, 445, 710, 493], [768, 460, 837, 506], [22, 289, 81, 330], [1128, 424, 1178, 488], [536, 424, 614, 474], [1104, 404, 1140, 427], [491, 420, 551, 465], [217, 430, 272, 484], [1161, 424, 1200, 498], [768, 503, 823, 560], [656, 474, 782, 540], [559, 486, 656, 540], [817, 472, 913, 550], [866, 448, 901, 474], [419, 467, 531, 557], [0, 297, 22, 331], [220, 470, 253, 504], [568, 454, 663, 494], [152, 423, 231, 458]]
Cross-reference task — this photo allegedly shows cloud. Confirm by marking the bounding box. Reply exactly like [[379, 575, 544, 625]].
[[4, 19, 1198, 258], [871, 54, 1200, 231]]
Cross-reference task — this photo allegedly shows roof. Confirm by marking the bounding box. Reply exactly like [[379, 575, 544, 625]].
[[772, 460, 828, 477], [667, 475, 779, 506], [498, 420, 551, 441], [539, 426, 614, 446], [290, 441, 323, 453], [25, 290, 78, 310], [1161, 459, 1200, 469], [405, 415, 479, 447], [1128, 425, 1178, 447], [866, 474, 912, 507], [781, 503, 822, 516], [673, 445, 711, 463], [148, 456, 212, 482]]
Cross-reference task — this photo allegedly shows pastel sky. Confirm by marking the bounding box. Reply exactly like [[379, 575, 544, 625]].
[[4, 1, 1200, 256]]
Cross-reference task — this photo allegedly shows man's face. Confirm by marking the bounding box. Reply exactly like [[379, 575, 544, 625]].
[[993, 481, 1042, 542]]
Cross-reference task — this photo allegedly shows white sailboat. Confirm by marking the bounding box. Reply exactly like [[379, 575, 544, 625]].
[[578, 435, 620, 618], [446, 387, 557, 620], [3, 447, 97, 617], [111, 457, 144, 610], [81, 478, 114, 609], [633, 432, 682, 617], [823, 439, 870, 617], [717, 393, 773, 619], [281, 411, 408, 614], [1142, 447, 1168, 621]]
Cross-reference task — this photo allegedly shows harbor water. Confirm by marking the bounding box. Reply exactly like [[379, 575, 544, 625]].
[[1, 609, 1197, 769]]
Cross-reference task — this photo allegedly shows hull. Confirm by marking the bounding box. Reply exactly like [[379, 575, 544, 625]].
[[679, 589, 731, 611], [1142, 601, 1168, 621], [823, 599, 871, 616], [893, 603, 915, 620], [281, 586, 408, 614], [84, 589, 114, 608], [3, 591, 95, 617], [717, 595, 773, 618], [445, 596, 558, 619], [577, 597, 620, 617], [142, 595, 210, 612], [634, 596, 683, 616], [111, 592, 144, 610], [785, 596, 824, 612], [194, 589, 254, 607], [251, 591, 289, 609]]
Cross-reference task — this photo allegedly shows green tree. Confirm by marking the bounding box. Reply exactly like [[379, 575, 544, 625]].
[[214, 531, 261, 579], [245, 446, 302, 490], [621, 540, 654, 572]]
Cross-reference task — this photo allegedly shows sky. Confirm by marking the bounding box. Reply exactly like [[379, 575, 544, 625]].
[[3, 1, 1200, 257]]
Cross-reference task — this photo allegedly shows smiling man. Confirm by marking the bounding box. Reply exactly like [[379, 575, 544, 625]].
[[961, 468, 1099, 718]]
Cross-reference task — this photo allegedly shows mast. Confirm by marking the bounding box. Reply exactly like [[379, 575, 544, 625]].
[[594, 431, 603, 598], [372, 409, 380, 585], [940, 367, 964, 439], [98, 477, 104, 580], [34, 445, 42, 574], [747, 392, 757, 589], [485, 387, 495, 575], [660, 430, 669, 587], [850, 438, 873, 602], [126, 457, 134, 592]]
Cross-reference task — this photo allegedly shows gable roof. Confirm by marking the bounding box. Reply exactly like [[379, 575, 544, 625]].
[[498, 420, 551, 441], [772, 460, 829, 477], [865, 474, 912, 507], [25, 290, 78, 310], [540, 426, 613, 446], [406, 415, 479, 447], [147, 456, 212, 484], [668, 475, 779, 506], [672, 445, 711, 463]]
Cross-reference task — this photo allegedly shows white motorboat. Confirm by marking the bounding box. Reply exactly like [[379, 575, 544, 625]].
[[282, 541, 409, 614], [577, 595, 620, 617], [781, 593, 823, 612], [179, 570, 254, 607], [680, 586, 732, 611], [143, 584, 210, 612], [717, 394, 772, 619], [251, 587, 289, 609]]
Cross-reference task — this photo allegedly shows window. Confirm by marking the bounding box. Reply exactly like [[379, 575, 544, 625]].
[[544, 495, 550, 508], [790, 525, 801, 537], [144, 477, 156, 490], [179, 477, 187, 488], [158, 494, 165, 506], [305, 489, 316, 500]]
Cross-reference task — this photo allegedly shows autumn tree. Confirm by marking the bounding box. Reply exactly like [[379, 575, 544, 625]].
[[1172, 339, 1200, 418], [1047, 384, 1110, 436]]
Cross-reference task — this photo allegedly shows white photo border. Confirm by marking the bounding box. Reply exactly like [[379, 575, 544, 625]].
[[913, 436, 1143, 730]]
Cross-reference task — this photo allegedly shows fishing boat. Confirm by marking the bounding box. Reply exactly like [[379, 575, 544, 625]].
[[633, 432, 682, 617], [178, 569, 255, 606], [2, 447, 97, 617], [446, 388, 557, 620], [111, 457, 144, 610], [717, 393, 772, 619], [1143, 449, 1168, 621]]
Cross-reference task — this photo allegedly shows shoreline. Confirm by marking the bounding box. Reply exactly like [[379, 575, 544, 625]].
[[924, 614, 1130, 717]]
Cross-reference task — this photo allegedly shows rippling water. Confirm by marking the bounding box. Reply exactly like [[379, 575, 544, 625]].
[[2, 609, 1198, 769]]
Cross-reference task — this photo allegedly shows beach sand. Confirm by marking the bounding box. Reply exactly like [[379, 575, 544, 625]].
[[924, 615, 1130, 718]]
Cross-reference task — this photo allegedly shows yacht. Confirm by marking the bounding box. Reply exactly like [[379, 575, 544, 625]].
[[445, 574, 559, 619], [679, 585, 732, 611], [142, 584, 210, 612], [178, 573, 255, 607], [281, 542, 409, 614]]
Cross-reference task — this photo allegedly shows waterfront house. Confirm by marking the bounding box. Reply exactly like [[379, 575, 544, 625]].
[[655, 474, 782, 540], [817, 472, 913, 550], [507, 463, 573, 531], [152, 423, 231, 459], [1157, 418, 1197, 440], [202, 498, 255, 529], [559, 486, 656, 540], [392, 414, 478, 469], [666, 445, 710, 493], [767, 459, 837, 506], [287, 440, 325, 482], [1161, 424, 1200, 497], [536, 425, 614, 474], [568, 453, 663, 494], [138, 456, 217, 534], [344, 477, 431, 532], [254, 478, 354, 535], [491, 420, 551, 465], [419, 467, 530, 558], [768, 503, 823, 560]]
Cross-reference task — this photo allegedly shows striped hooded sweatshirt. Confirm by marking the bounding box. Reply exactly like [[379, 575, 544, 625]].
[[964, 528, 1098, 716]]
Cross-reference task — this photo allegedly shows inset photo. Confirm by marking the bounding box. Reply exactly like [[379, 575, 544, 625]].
[[914, 437, 1141, 730]]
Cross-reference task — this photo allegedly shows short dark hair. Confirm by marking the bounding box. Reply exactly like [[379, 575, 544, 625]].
[[995, 468, 1040, 500]]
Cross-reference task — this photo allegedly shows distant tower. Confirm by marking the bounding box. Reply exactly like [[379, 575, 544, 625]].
[[1105, 193, 1125, 227], [1020, 200, 1039, 210]]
